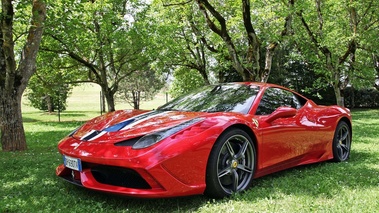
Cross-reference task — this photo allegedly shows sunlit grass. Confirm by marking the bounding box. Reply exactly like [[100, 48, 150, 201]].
[[0, 85, 378, 212]]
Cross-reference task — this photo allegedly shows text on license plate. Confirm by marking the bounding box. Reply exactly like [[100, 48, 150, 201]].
[[63, 155, 82, 171]]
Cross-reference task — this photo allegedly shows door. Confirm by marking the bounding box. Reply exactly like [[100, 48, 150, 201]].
[[255, 87, 310, 172]]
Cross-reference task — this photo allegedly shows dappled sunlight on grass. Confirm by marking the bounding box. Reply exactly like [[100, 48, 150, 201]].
[[3, 175, 37, 189], [22, 110, 100, 123]]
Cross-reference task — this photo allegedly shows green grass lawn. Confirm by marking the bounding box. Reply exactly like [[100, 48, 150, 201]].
[[1, 86, 379, 212]]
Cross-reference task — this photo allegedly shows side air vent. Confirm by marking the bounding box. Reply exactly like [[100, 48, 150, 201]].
[[114, 136, 143, 146]]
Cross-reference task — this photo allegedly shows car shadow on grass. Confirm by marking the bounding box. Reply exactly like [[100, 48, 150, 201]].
[[57, 184, 209, 212]]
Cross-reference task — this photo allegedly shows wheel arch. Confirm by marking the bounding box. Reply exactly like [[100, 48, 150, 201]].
[[338, 116, 352, 137], [332, 116, 353, 162], [223, 123, 257, 144], [221, 123, 259, 162]]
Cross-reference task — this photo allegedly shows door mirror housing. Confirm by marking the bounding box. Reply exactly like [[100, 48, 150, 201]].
[[265, 107, 297, 123]]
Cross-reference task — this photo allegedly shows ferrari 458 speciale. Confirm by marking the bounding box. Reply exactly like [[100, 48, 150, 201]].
[[56, 82, 352, 198]]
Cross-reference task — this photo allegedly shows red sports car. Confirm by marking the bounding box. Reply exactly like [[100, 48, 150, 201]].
[[56, 82, 352, 198]]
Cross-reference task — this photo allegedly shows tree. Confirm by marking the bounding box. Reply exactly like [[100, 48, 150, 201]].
[[149, 1, 217, 85], [269, 48, 337, 105], [0, 0, 46, 151], [194, 0, 294, 82], [293, 0, 378, 106], [42, 0, 152, 112], [116, 68, 164, 109], [169, 67, 205, 98], [26, 76, 71, 113], [26, 51, 79, 113]]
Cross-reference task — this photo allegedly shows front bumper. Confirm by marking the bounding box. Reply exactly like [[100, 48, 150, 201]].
[[56, 134, 213, 198], [56, 161, 206, 198]]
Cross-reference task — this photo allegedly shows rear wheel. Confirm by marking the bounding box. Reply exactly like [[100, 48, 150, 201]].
[[332, 121, 351, 162], [205, 128, 256, 198]]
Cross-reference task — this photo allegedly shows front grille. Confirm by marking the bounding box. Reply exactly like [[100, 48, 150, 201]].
[[91, 165, 151, 189]]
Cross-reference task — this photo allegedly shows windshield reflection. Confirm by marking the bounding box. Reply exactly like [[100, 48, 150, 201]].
[[158, 84, 260, 114]]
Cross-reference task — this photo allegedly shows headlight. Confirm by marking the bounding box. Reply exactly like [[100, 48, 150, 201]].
[[68, 126, 81, 137], [132, 117, 204, 149]]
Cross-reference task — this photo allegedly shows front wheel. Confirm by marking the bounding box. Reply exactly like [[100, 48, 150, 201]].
[[205, 128, 256, 198], [332, 121, 352, 162]]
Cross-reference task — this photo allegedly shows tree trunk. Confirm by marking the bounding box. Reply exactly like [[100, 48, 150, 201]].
[[330, 65, 345, 107], [329, 67, 343, 107], [101, 86, 116, 112], [0, 90, 27, 151], [0, 0, 46, 151], [374, 54, 379, 90], [350, 87, 355, 109], [105, 93, 116, 112], [261, 43, 277, 82], [46, 95, 54, 113], [101, 91, 106, 113], [132, 90, 140, 110], [332, 83, 344, 107]]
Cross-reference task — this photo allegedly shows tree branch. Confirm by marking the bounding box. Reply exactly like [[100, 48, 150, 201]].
[[315, 0, 323, 34], [297, 11, 331, 57], [188, 19, 218, 53], [41, 43, 102, 84], [195, 0, 247, 80], [262, 2, 294, 82], [17, 0, 47, 93], [163, 0, 192, 7]]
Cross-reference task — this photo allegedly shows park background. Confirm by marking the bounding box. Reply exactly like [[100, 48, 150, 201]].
[[1, 0, 379, 212], [1, 84, 378, 212]]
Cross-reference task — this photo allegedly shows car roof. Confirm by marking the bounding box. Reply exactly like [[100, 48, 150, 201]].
[[233, 82, 309, 101]]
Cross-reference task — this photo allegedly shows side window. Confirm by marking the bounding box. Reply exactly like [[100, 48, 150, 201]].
[[256, 88, 303, 115]]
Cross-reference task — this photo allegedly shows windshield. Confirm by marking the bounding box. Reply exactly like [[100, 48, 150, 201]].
[[158, 84, 260, 114]]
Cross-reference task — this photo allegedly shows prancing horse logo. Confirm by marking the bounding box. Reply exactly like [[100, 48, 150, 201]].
[[252, 118, 259, 128]]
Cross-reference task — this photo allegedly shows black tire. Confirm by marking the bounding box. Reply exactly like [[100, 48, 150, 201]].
[[332, 121, 352, 162], [205, 128, 256, 198]]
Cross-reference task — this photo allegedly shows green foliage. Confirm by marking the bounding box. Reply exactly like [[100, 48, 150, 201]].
[[34, 0, 379, 108], [169, 67, 205, 98], [10, 1, 33, 53], [345, 87, 379, 108], [148, 0, 217, 85], [40, 0, 155, 111], [291, 0, 378, 88], [26, 50, 80, 112], [116, 69, 165, 109], [26, 84, 70, 112], [268, 47, 336, 105]]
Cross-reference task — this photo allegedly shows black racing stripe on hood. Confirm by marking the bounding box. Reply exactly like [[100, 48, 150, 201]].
[[103, 110, 164, 132], [82, 130, 102, 141], [80, 110, 165, 141]]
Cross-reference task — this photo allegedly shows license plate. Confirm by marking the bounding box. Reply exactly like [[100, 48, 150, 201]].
[[63, 155, 82, 171]]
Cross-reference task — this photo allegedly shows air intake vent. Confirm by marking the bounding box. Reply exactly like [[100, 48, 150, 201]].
[[91, 166, 151, 189]]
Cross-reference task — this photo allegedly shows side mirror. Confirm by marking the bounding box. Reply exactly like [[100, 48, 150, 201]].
[[265, 107, 297, 123]]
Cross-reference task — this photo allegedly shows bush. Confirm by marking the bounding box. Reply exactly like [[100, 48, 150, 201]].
[[344, 87, 379, 108]]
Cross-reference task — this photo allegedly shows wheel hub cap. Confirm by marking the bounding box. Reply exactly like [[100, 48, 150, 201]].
[[231, 160, 238, 169]]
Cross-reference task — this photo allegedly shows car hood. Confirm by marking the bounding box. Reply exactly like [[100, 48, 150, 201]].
[[71, 110, 207, 143]]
